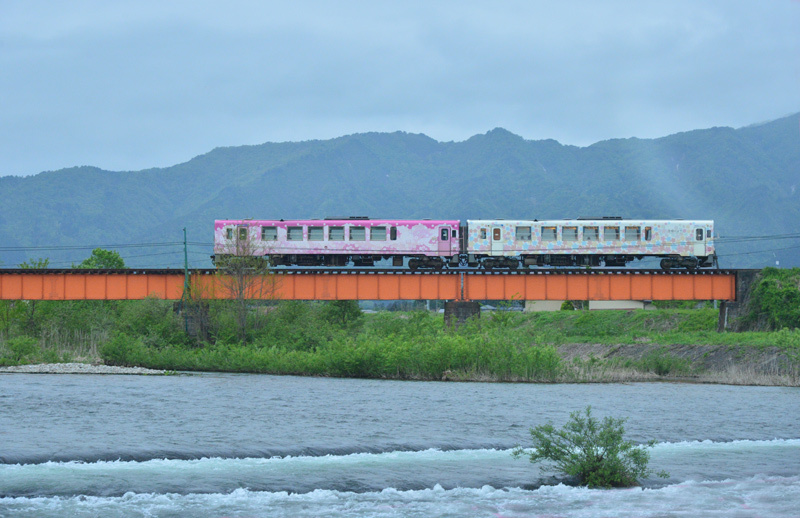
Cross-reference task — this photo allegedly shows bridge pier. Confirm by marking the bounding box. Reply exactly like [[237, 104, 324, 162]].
[[444, 301, 480, 328]]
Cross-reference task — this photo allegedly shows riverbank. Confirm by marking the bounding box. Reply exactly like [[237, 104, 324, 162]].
[[3, 308, 799, 385], [2, 344, 798, 386], [0, 363, 168, 375], [555, 343, 799, 386]]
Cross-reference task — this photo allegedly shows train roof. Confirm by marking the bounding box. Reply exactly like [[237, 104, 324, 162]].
[[214, 218, 460, 227], [466, 218, 714, 225]]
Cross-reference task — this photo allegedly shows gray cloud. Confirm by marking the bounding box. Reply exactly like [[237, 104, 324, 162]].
[[1, 0, 798, 176]]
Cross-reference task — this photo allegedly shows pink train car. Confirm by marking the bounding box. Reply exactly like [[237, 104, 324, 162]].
[[214, 218, 461, 268]]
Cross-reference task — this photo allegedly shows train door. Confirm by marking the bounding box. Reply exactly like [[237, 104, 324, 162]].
[[438, 226, 451, 255], [491, 226, 503, 255], [694, 228, 705, 256], [235, 225, 249, 255]]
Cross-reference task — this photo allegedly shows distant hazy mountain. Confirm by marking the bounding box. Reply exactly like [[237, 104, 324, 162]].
[[1, 113, 798, 268]]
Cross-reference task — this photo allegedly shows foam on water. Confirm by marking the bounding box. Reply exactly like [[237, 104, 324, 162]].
[[3, 476, 799, 518], [2, 440, 798, 500], [654, 438, 800, 451], [2, 375, 798, 516]]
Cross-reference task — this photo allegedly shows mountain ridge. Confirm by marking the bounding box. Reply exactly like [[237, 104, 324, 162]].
[[1, 113, 798, 268]]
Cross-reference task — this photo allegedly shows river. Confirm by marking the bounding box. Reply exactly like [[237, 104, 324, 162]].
[[1, 373, 798, 517]]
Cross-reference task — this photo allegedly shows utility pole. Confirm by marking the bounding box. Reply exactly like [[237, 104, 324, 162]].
[[183, 227, 189, 334]]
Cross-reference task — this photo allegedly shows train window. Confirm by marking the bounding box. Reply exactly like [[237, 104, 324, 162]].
[[542, 226, 557, 241], [390, 227, 397, 240], [644, 227, 652, 241], [287, 227, 303, 241], [583, 226, 599, 241], [452, 229, 457, 239], [308, 226, 324, 241], [371, 226, 387, 241], [515, 226, 532, 241], [329, 226, 345, 241], [625, 226, 640, 241], [696, 228, 704, 241], [441, 228, 450, 241], [261, 226, 277, 241], [480, 228, 487, 240], [492, 228, 501, 241], [238, 227, 248, 241], [350, 226, 366, 241], [226, 228, 233, 240], [563, 227, 578, 242], [603, 226, 620, 241], [707, 229, 712, 239]]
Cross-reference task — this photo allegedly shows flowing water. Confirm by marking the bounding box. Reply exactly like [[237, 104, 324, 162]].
[[0, 373, 797, 517]]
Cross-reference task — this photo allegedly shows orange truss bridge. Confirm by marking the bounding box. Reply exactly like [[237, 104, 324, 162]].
[[0, 268, 739, 302]]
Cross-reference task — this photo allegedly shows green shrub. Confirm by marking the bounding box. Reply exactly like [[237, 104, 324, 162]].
[[115, 298, 189, 348], [513, 406, 668, 488], [319, 301, 363, 330], [100, 333, 146, 366], [6, 336, 39, 362], [740, 268, 800, 330], [640, 348, 692, 376]]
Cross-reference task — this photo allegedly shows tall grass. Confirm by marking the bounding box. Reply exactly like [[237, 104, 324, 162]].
[[100, 311, 563, 381]]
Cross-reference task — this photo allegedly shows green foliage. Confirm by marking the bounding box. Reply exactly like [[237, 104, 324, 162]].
[[101, 333, 147, 367], [640, 348, 693, 376], [19, 258, 50, 269], [516, 309, 719, 344], [74, 248, 126, 269], [560, 301, 575, 311], [5, 336, 39, 362], [0, 301, 25, 339], [115, 298, 190, 348], [97, 306, 562, 380], [739, 268, 800, 330], [3, 294, 798, 378], [319, 301, 363, 330], [0, 336, 73, 365], [512, 406, 668, 488], [652, 301, 699, 309]]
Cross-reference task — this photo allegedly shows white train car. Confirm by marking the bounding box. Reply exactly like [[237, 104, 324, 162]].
[[466, 218, 715, 269]]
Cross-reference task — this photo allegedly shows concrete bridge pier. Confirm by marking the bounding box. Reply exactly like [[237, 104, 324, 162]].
[[444, 301, 480, 328]]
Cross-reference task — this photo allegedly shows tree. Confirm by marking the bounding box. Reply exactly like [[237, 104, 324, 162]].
[[0, 300, 25, 340], [320, 300, 363, 329], [215, 226, 278, 343], [512, 406, 668, 488], [74, 248, 126, 269], [17, 258, 50, 333]]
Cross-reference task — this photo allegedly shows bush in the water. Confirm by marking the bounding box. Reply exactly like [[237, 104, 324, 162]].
[[513, 406, 668, 488]]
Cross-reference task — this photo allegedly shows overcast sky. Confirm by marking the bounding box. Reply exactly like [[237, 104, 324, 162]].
[[2, 1, 798, 176]]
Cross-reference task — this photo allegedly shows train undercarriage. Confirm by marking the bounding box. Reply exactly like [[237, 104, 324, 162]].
[[213, 253, 716, 270], [476, 254, 716, 270]]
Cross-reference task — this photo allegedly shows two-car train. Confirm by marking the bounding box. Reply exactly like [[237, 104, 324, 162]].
[[213, 217, 716, 270]]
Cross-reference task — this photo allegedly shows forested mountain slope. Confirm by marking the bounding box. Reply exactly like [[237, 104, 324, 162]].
[[1, 113, 798, 268]]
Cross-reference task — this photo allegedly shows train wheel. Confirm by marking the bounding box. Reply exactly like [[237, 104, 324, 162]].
[[660, 258, 673, 270], [408, 259, 420, 270]]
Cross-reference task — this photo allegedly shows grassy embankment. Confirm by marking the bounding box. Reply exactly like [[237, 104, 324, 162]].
[[2, 299, 799, 384]]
